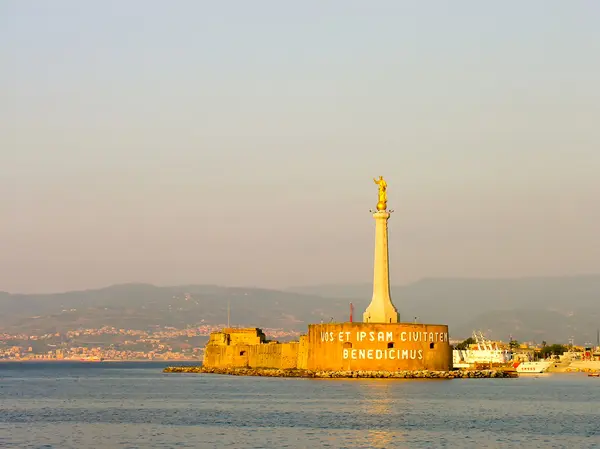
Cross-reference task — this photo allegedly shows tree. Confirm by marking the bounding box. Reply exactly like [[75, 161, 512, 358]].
[[455, 337, 475, 350], [539, 344, 567, 358], [509, 340, 520, 349]]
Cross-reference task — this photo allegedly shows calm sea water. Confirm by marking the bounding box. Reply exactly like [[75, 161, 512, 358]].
[[0, 362, 598, 449]]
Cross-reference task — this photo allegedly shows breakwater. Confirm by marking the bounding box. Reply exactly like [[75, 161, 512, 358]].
[[163, 366, 517, 379]]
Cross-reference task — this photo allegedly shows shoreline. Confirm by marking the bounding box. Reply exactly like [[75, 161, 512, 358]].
[[164, 366, 518, 379], [0, 359, 203, 363]]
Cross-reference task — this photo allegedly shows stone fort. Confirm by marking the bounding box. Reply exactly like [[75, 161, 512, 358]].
[[203, 178, 452, 372]]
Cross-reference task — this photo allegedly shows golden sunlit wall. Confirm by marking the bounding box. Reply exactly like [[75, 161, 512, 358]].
[[306, 323, 452, 371]]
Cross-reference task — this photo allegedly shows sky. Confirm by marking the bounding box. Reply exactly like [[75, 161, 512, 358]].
[[1, 1, 599, 293]]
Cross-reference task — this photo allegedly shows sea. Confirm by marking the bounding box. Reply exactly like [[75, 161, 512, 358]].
[[0, 362, 598, 449]]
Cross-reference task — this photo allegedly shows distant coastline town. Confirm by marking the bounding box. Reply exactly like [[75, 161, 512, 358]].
[[2, 323, 599, 372], [0, 325, 301, 362]]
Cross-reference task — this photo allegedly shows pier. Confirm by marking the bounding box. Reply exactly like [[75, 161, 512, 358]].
[[164, 366, 517, 379]]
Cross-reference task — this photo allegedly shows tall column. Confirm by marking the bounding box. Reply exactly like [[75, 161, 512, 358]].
[[363, 211, 400, 323]]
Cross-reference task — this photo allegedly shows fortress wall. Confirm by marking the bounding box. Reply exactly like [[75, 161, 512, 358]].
[[306, 323, 452, 371], [279, 342, 301, 369], [206, 332, 229, 345], [247, 343, 278, 368], [222, 328, 266, 346], [203, 341, 300, 369], [202, 324, 453, 372], [203, 344, 241, 368], [247, 342, 299, 369], [297, 335, 309, 370]]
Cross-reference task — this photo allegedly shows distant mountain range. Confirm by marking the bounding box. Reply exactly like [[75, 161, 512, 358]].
[[0, 284, 353, 335], [287, 275, 600, 344], [1, 275, 599, 344]]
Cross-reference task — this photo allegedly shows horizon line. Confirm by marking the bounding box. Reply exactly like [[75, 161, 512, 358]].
[[2, 272, 600, 296]]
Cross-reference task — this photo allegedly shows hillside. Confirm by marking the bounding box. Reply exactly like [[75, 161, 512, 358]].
[[287, 275, 600, 343], [0, 284, 352, 334], [2, 275, 599, 344]]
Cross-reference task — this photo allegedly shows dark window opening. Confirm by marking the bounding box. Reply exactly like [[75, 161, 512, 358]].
[[239, 350, 246, 356], [429, 343, 435, 349], [387, 342, 394, 349]]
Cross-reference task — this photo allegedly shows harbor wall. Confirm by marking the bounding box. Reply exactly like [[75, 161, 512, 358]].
[[203, 329, 300, 369], [203, 324, 452, 372], [297, 335, 309, 370], [568, 360, 600, 371], [306, 323, 452, 371]]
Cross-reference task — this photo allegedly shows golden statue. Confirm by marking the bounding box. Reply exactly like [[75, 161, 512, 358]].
[[373, 176, 387, 211]]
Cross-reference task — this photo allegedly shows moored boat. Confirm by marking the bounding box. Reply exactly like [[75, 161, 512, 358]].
[[514, 361, 552, 374], [453, 331, 512, 369]]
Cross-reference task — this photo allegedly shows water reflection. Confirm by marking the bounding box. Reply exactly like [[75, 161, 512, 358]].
[[364, 428, 395, 448], [356, 380, 400, 448], [4, 364, 598, 449], [359, 380, 394, 415]]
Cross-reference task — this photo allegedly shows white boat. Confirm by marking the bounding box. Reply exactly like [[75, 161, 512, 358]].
[[515, 361, 552, 374], [453, 331, 513, 368]]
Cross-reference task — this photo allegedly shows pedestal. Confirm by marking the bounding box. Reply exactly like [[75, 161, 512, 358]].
[[363, 211, 400, 323]]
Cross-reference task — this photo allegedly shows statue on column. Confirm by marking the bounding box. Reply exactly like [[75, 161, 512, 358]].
[[373, 176, 387, 211]]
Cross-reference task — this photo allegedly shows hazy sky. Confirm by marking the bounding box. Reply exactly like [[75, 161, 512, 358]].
[[2, 1, 599, 293]]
